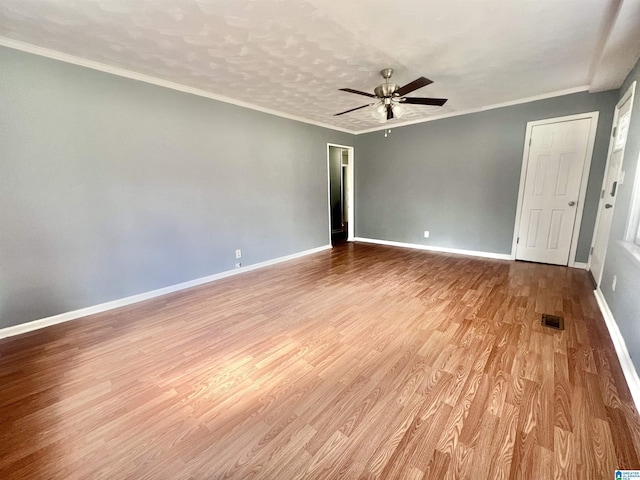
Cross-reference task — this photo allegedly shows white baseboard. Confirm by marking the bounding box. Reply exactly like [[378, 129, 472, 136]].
[[572, 261, 588, 270], [354, 237, 512, 261], [0, 245, 332, 340], [594, 288, 640, 412]]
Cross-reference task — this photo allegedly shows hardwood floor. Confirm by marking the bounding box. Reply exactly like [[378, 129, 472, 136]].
[[1, 242, 639, 479]]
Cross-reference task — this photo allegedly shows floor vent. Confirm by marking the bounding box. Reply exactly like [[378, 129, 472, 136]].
[[541, 314, 564, 330]]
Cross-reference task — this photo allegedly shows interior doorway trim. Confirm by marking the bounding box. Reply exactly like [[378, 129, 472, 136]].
[[326, 143, 355, 243], [511, 111, 600, 266], [588, 81, 636, 283]]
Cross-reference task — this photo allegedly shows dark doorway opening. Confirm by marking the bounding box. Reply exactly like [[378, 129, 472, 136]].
[[329, 146, 350, 245]]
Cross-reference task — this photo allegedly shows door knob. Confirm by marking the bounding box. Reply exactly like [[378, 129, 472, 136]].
[[568, 201, 576, 206], [605, 203, 613, 209]]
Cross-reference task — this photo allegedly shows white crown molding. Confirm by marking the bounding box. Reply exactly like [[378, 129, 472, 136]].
[[2, 38, 602, 136], [354, 86, 590, 135], [354, 237, 512, 260], [594, 288, 640, 412], [479, 86, 591, 111], [0, 245, 331, 340], [0, 37, 354, 135]]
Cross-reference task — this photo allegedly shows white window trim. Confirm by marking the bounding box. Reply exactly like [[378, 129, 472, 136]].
[[624, 149, 640, 257], [620, 239, 640, 265]]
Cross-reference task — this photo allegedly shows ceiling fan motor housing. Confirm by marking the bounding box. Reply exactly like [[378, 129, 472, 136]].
[[374, 83, 399, 98]]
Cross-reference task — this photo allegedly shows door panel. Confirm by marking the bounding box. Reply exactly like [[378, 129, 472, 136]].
[[516, 118, 592, 265], [590, 90, 634, 285]]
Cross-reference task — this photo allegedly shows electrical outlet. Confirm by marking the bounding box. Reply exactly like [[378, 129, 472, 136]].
[[424, 231, 430, 238], [235, 262, 242, 269], [235, 249, 242, 259], [612, 275, 617, 291]]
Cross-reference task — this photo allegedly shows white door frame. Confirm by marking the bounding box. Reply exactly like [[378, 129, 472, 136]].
[[588, 81, 636, 281], [511, 111, 600, 267], [326, 143, 355, 243]]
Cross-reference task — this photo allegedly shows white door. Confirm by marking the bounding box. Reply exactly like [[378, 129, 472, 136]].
[[590, 83, 635, 285], [515, 118, 593, 265]]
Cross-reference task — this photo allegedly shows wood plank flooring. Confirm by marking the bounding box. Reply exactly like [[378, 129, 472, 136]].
[[1, 242, 639, 479]]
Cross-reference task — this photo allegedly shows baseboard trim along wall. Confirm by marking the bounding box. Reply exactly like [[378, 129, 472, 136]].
[[0, 245, 332, 340], [354, 237, 513, 261], [594, 288, 640, 412]]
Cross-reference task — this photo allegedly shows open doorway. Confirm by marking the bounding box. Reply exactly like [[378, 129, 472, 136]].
[[327, 144, 354, 246]]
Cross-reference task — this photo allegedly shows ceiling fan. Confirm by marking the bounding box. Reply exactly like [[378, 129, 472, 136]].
[[335, 68, 447, 122]]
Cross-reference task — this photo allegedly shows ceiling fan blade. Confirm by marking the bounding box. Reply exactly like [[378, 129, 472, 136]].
[[339, 88, 377, 98], [334, 103, 374, 116], [401, 97, 448, 106], [387, 104, 393, 120], [396, 77, 433, 97]]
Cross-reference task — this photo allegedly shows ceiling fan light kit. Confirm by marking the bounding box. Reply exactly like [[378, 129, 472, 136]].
[[335, 68, 448, 124], [371, 102, 405, 122]]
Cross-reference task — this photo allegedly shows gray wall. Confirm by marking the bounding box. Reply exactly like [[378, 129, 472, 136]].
[[0, 47, 352, 329], [599, 57, 640, 371], [354, 91, 618, 258], [1, 45, 628, 339]]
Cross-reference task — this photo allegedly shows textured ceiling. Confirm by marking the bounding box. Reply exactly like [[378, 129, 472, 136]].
[[0, 0, 636, 132]]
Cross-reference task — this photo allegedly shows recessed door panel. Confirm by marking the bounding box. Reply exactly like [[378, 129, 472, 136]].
[[533, 155, 549, 196], [526, 209, 542, 248], [547, 210, 564, 250], [555, 153, 572, 196]]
